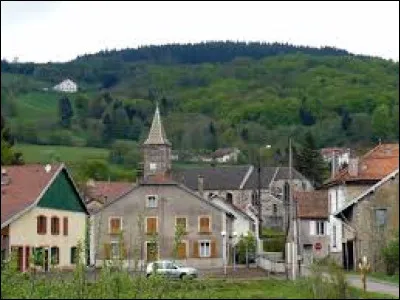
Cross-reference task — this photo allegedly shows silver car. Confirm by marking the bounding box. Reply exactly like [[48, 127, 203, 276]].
[[146, 260, 198, 279]]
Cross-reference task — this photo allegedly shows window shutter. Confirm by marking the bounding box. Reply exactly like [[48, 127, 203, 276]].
[[63, 217, 68, 236], [192, 241, 199, 258], [104, 243, 111, 259], [211, 240, 217, 258], [178, 243, 186, 259], [309, 221, 316, 236], [121, 240, 127, 259], [147, 218, 157, 234]]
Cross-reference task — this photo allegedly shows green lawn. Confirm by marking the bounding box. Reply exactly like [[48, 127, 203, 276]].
[[14, 143, 110, 164]]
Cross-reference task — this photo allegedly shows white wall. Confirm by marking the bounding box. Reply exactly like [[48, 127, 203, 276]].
[[9, 207, 87, 268], [328, 186, 344, 253]]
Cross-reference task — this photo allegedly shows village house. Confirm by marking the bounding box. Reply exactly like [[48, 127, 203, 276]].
[[211, 148, 241, 163], [323, 143, 399, 267], [0, 164, 88, 272], [294, 190, 329, 265], [174, 165, 313, 232], [52, 79, 78, 93], [333, 169, 399, 272], [90, 106, 257, 268]]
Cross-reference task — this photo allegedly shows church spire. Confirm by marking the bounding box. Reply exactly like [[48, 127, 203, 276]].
[[144, 104, 171, 146]]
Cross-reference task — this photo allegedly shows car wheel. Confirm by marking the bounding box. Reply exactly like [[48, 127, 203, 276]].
[[180, 273, 187, 280]]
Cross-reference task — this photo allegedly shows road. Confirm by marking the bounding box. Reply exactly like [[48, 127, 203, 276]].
[[345, 274, 399, 298]]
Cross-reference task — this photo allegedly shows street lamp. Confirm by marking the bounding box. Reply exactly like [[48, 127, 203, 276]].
[[232, 232, 237, 272], [243, 232, 249, 269], [221, 231, 227, 275]]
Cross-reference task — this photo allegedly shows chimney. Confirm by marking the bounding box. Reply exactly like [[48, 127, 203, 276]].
[[348, 158, 359, 177], [198, 175, 204, 198], [331, 153, 338, 178]]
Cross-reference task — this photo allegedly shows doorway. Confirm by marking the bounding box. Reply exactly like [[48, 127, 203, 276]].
[[342, 240, 354, 270]]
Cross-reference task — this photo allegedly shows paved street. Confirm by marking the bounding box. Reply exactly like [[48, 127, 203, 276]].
[[345, 274, 399, 298]]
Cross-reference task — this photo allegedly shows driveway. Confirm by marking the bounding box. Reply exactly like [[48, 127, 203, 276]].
[[345, 274, 399, 298]]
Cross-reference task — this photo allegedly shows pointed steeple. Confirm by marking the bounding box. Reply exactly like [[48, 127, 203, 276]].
[[144, 104, 171, 146]]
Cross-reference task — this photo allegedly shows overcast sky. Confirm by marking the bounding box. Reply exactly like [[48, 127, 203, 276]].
[[1, 1, 399, 63]]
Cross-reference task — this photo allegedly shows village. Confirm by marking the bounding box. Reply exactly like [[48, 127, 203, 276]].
[[1, 104, 399, 297]]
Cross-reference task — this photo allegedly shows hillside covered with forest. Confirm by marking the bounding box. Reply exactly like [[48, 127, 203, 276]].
[[1, 42, 399, 171]]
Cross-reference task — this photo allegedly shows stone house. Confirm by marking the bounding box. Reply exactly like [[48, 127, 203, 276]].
[[211, 148, 241, 163], [1, 164, 88, 272], [52, 79, 78, 93], [323, 143, 399, 266], [294, 190, 329, 265], [90, 106, 243, 269], [333, 169, 399, 272]]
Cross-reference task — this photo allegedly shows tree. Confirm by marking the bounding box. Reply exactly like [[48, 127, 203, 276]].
[[58, 96, 74, 128], [75, 94, 90, 128], [102, 112, 113, 144], [295, 132, 327, 187], [371, 104, 391, 141], [341, 109, 352, 131]]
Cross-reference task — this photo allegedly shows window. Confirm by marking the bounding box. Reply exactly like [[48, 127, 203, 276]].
[[37, 216, 47, 235], [332, 225, 337, 248], [251, 192, 256, 206], [199, 241, 211, 257], [51, 247, 59, 265], [316, 221, 325, 235], [273, 204, 278, 215], [175, 217, 187, 232], [199, 216, 211, 233], [109, 217, 122, 234], [146, 195, 158, 208], [51, 217, 60, 235], [70, 247, 77, 264], [146, 217, 158, 234], [63, 217, 68, 236], [150, 163, 157, 171], [33, 247, 44, 266], [375, 209, 387, 228], [110, 242, 120, 259], [226, 193, 233, 204]]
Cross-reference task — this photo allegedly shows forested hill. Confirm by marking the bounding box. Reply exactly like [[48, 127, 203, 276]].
[[1, 41, 399, 160]]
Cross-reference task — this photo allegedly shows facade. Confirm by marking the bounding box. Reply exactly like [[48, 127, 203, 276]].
[[324, 143, 399, 266], [53, 79, 78, 93], [294, 190, 329, 265], [333, 169, 399, 272], [90, 105, 244, 269], [0, 164, 88, 272]]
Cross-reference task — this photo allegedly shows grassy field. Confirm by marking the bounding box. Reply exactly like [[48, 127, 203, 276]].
[[14, 143, 110, 164]]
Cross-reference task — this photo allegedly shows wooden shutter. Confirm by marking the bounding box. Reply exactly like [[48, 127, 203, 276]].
[[37, 216, 46, 234], [63, 217, 68, 236], [200, 217, 210, 233], [110, 218, 121, 234], [104, 243, 111, 259], [121, 240, 127, 259], [211, 240, 217, 258], [177, 242, 186, 259], [147, 217, 157, 234], [192, 241, 199, 258]]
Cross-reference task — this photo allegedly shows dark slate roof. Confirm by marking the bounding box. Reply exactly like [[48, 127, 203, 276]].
[[243, 167, 309, 190], [173, 165, 251, 190]]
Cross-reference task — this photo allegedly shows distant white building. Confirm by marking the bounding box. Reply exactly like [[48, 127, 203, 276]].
[[53, 79, 78, 93], [212, 148, 241, 163]]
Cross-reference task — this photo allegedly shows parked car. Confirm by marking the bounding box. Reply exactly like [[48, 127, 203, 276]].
[[146, 260, 198, 279]]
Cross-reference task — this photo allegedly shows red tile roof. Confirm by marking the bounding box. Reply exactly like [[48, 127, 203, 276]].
[[1, 164, 62, 225], [294, 190, 329, 219], [85, 181, 133, 203], [325, 143, 399, 186]]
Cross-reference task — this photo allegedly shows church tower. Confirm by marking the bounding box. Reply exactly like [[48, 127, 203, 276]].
[[142, 105, 172, 178]]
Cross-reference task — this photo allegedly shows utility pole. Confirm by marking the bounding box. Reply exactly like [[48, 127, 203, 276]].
[[289, 138, 297, 280], [257, 147, 262, 238]]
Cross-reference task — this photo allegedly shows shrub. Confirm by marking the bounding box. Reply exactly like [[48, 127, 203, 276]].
[[381, 232, 399, 275]]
